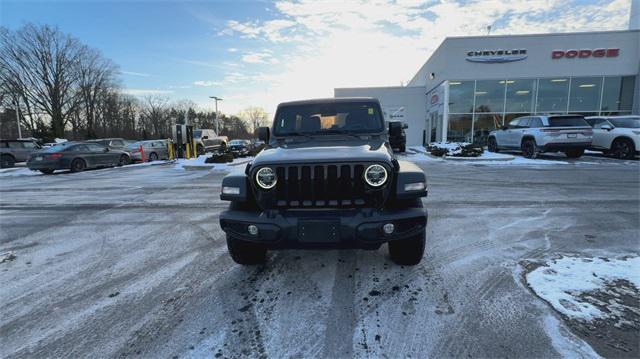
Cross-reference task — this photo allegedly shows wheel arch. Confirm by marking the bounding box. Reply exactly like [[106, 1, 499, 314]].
[[521, 135, 536, 146], [612, 136, 636, 151]]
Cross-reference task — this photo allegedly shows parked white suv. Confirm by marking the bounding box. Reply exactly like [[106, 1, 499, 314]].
[[585, 116, 639, 159], [488, 115, 592, 159]]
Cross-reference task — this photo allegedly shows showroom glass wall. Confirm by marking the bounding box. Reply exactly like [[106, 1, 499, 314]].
[[446, 76, 636, 145]]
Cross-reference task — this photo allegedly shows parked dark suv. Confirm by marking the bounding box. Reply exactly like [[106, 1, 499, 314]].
[[219, 98, 428, 265]]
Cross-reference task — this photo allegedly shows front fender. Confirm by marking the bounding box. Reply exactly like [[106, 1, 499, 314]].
[[220, 170, 249, 202], [394, 160, 427, 200]]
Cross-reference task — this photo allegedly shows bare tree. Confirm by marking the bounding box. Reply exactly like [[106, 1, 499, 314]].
[[240, 106, 269, 134], [0, 24, 86, 138], [78, 46, 119, 138], [139, 95, 170, 138]]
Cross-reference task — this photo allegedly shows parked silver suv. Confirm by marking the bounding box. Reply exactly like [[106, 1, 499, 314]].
[[488, 115, 592, 159], [0, 139, 42, 168]]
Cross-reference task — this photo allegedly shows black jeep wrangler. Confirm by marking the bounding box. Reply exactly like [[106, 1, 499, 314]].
[[219, 98, 428, 265]]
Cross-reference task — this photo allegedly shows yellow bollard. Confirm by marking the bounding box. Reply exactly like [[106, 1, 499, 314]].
[[186, 143, 191, 159], [167, 139, 174, 160], [193, 139, 198, 158]]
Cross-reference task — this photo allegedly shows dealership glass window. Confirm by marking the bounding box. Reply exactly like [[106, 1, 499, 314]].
[[473, 113, 503, 145], [447, 114, 473, 143], [474, 80, 505, 113], [505, 79, 536, 113], [503, 113, 528, 127], [448, 81, 475, 113], [536, 78, 569, 112], [569, 77, 602, 112], [601, 76, 636, 112]]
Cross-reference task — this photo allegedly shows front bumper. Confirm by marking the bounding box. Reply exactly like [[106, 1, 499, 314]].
[[219, 204, 427, 249]]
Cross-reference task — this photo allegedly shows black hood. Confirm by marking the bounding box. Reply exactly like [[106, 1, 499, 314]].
[[251, 138, 393, 167]]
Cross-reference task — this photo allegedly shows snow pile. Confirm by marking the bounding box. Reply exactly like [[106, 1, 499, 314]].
[[526, 256, 640, 322], [0, 168, 41, 177]]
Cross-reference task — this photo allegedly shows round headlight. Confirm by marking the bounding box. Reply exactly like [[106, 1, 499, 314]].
[[255, 167, 277, 189], [364, 164, 388, 187]]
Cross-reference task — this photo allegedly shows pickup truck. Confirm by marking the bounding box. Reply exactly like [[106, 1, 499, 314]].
[[194, 129, 228, 155]]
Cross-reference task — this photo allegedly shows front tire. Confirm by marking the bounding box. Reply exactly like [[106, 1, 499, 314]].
[[39, 169, 54, 175], [226, 235, 267, 265], [487, 137, 499, 153], [611, 138, 635, 159], [196, 145, 204, 156], [564, 148, 584, 158], [70, 158, 86, 172], [148, 152, 158, 161], [388, 230, 425, 266], [521, 139, 537, 159]]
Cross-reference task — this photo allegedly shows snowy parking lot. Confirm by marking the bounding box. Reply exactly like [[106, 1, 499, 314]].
[[0, 154, 638, 358]]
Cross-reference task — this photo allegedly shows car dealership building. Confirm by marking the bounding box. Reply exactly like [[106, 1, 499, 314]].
[[335, 28, 640, 146]]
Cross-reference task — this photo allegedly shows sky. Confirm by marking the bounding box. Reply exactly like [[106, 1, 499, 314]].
[[0, 0, 633, 115]]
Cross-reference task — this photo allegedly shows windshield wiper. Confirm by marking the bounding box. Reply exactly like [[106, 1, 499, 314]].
[[309, 130, 364, 139]]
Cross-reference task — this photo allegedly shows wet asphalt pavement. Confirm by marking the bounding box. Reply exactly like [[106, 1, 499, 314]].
[[0, 154, 638, 358]]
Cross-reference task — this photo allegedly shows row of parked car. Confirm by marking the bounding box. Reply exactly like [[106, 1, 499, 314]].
[[487, 115, 639, 159], [0, 138, 172, 173]]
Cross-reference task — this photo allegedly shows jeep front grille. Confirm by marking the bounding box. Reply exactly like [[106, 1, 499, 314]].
[[256, 163, 388, 208]]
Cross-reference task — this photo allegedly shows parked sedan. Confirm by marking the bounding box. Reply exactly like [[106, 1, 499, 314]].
[[87, 138, 128, 151], [585, 116, 639, 159], [27, 142, 130, 174], [228, 139, 251, 157], [126, 140, 170, 162]]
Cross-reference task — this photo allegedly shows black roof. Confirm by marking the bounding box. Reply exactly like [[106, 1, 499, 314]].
[[277, 97, 381, 107]]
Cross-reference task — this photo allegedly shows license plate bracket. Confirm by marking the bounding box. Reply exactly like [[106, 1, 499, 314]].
[[567, 133, 577, 138], [298, 220, 339, 243]]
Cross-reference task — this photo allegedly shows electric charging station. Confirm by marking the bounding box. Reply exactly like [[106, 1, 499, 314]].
[[172, 124, 195, 159]]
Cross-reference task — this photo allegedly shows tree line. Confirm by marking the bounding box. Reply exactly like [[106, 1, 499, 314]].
[[0, 24, 269, 142]]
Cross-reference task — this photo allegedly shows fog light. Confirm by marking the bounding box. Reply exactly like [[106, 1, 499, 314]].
[[404, 182, 425, 191], [383, 223, 395, 235], [247, 225, 259, 236], [222, 186, 240, 195]]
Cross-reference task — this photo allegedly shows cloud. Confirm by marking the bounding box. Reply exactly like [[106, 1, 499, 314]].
[[121, 71, 151, 77], [228, 47, 239, 52], [121, 88, 173, 96], [241, 51, 279, 64], [213, 0, 631, 114]]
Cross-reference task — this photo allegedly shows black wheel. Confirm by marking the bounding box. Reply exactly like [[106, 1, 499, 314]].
[[388, 230, 425, 266], [118, 155, 130, 166], [521, 139, 537, 159], [196, 145, 205, 156], [1, 154, 15, 168], [564, 148, 584, 158], [149, 152, 158, 161], [487, 137, 499, 153], [226, 235, 267, 265], [70, 158, 86, 172], [39, 169, 54, 175], [611, 138, 635, 159]]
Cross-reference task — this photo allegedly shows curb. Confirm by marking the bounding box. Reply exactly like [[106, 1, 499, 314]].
[[443, 154, 515, 161]]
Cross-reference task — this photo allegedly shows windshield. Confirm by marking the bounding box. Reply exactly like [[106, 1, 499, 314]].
[[43, 143, 71, 152], [193, 130, 202, 138], [609, 117, 640, 128], [273, 102, 384, 136], [547, 116, 589, 127]]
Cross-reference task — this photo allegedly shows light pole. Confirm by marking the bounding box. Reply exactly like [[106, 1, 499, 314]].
[[209, 96, 223, 134], [15, 100, 22, 139]]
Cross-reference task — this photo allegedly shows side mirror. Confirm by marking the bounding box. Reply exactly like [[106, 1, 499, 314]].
[[402, 123, 409, 129], [600, 124, 613, 131], [258, 127, 270, 142], [502, 125, 509, 131], [389, 122, 402, 137]]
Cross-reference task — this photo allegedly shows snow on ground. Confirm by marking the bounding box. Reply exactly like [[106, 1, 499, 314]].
[[404, 146, 569, 165], [0, 167, 42, 177], [526, 256, 640, 322], [175, 155, 252, 171]]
